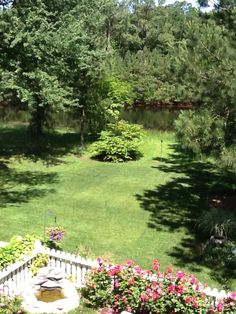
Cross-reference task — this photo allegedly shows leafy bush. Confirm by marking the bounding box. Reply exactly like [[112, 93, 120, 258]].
[[30, 253, 49, 276], [0, 295, 26, 314], [0, 235, 37, 270], [82, 258, 236, 314], [90, 120, 144, 162], [175, 109, 224, 155]]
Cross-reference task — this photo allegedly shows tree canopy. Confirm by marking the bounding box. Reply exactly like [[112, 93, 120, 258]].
[[0, 0, 235, 169]]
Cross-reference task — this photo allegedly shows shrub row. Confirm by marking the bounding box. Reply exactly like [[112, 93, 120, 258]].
[[82, 259, 236, 314]]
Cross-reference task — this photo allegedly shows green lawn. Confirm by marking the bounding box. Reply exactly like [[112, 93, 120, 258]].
[[0, 125, 235, 290]]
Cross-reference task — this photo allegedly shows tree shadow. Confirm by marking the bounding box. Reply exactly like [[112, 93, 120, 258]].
[[136, 144, 236, 287], [0, 166, 58, 208], [0, 126, 82, 165]]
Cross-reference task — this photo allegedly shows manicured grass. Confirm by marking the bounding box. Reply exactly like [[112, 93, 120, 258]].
[[0, 125, 235, 290]]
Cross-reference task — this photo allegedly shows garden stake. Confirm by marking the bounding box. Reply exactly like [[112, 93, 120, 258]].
[[161, 139, 163, 161]]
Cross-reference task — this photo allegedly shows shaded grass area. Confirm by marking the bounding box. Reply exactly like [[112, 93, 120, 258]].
[[0, 125, 235, 290], [0, 124, 82, 165], [136, 145, 236, 289]]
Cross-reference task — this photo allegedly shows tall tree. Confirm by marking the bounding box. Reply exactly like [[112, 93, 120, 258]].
[[0, 0, 72, 136]]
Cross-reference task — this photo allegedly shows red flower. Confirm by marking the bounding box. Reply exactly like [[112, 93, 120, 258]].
[[115, 295, 120, 301], [165, 265, 173, 274], [185, 296, 191, 304], [122, 296, 128, 303], [192, 298, 199, 309], [152, 260, 160, 271], [128, 277, 135, 285]]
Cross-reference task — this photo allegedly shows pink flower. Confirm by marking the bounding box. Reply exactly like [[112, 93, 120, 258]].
[[189, 274, 197, 285], [216, 302, 224, 312], [122, 296, 127, 303], [108, 265, 123, 276], [175, 271, 186, 280], [167, 273, 173, 280], [151, 281, 157, 289], [114, 280, 119, 288], [230, 292, 236, 300], [126, 260, 135, 267], [134, 266, 142, 274], [152, 291, 160, 300], [192, 299, 199, 309], [140, 294, 149, 302]]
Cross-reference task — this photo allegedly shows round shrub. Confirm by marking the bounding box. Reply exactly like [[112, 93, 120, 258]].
[[90, 121, 144, 162]]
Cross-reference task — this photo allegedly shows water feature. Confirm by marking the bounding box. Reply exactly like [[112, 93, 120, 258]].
[[35, 289, 65, 303], [23, 267, 79, 313]]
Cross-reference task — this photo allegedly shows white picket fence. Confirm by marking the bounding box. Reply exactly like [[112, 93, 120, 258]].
[[0, 242, 232, 306], [0, 243, 96, 296]]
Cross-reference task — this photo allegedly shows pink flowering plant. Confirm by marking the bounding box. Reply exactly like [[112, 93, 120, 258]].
[[82, 258, 236, 314]]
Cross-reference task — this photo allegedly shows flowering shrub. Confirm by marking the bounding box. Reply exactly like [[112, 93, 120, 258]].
[[46, 226, 66, 242], [82, 259, 236, 314], [0, 295, 26, 314]]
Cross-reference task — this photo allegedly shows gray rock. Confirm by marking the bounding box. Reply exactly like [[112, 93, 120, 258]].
[[41, 281, 62, 289]]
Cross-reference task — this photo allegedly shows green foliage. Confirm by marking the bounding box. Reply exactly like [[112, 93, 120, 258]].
[[175, 109, 225, 155], [101, 76, 134, 121], [83, 259, 236, 313], [197, 208, 236, 238], [30, 253, 49, 276], [203, 240, 236, 288], [220, 145, 236, 172], [0, 235, 37, 270], [90, 120, 144, 162], [0, 295, 26, 314]]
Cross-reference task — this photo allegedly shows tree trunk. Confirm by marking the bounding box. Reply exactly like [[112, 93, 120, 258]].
[[106, 18, 111, 51], [80, 105, 86, 147], [30, 104, 44, 138]]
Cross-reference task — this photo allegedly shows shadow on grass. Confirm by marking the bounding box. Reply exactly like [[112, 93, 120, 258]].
[[136, 144, 236, 287], [0, 125, 82, 165], [0, 166, 58, 208]]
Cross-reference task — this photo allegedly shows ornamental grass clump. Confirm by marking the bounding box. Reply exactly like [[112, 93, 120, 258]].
[[82, 258, 236, 314]]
